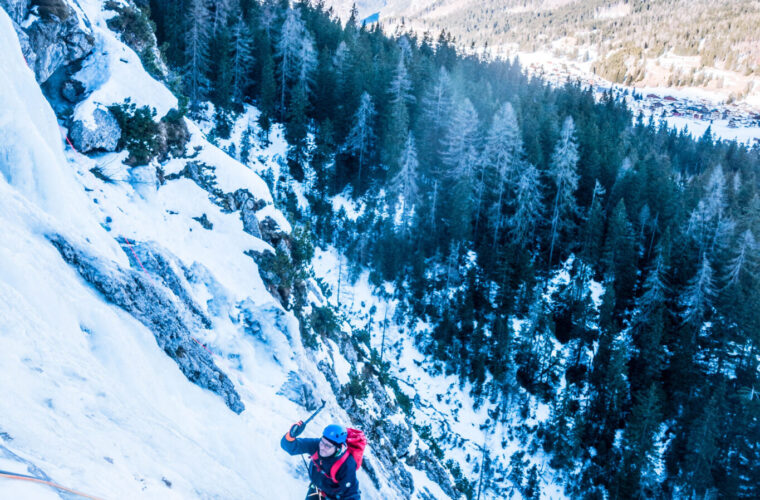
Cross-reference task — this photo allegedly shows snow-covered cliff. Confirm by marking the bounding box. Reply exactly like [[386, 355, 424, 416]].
[[0, 3, 400, 498]]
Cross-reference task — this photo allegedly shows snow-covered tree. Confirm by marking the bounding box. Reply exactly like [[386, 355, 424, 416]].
[[418, 67, 452, 133], [507, 162, 543, 246], [687, 165, 734, 255], [259, 0, 277, 39], [483, 101, 523, 244], [212, 0, 230, 34], [440, 98, 479, 179], [388, 54, 414, 107], [184, 0, 211, 112], [724, 229, 757, 286], [296, 32, 316, 90], [276, 8, 316, 113], [332, 40, 349, 91], [390, 132, 419, 228], [383, 54, 415, 170], [681, 253, 717, 324], [439, 98, 480, 241], [637, 249, 669, 318], [548, 116, 580, 264], [230, 18, 254, 104], [416, 67, 453, 173], [428, 179, 439, 233], [343, 92, 376, 185]]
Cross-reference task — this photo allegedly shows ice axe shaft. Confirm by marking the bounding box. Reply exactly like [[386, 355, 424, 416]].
[[302, 400, 326, 428]]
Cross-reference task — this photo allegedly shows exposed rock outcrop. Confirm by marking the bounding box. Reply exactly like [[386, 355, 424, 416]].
[[2, 0, 94, 83], [49, 234, 244, 414], [0, 0, 27, 24], [69, 106, 121, 152], [28, 0, 94, 83]]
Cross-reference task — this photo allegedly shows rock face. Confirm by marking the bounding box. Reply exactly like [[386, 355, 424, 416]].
[[406, 449, 459, 499], [2, 0, 95, 83], [49, 234, 245, 414], [276, 371, 321, 411], [239, 196, 263, 239], [69, 107, 122, 153], [0, 0, 27, 24]]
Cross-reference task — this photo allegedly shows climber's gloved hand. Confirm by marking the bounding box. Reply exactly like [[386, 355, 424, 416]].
[[286, 420, 305, 441]]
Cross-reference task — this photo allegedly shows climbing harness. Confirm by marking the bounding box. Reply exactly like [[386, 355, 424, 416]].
[[0, 469, 104, 500], [306, 483, 326, 499]]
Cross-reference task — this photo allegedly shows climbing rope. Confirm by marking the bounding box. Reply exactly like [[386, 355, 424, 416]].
[[0, 469, 105, 500]]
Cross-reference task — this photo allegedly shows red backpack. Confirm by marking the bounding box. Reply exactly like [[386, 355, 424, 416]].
[[312, 428, 367, 483]]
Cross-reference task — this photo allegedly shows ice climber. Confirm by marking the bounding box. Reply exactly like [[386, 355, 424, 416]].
[[281, 421, 364, 499]]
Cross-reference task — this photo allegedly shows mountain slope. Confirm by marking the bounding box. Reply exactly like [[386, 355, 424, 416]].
[[330, 0, 760, 105], [0, 4, 399, 498]]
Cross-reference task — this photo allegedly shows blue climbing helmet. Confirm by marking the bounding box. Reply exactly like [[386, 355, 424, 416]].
[[322, 424, 347, 446]]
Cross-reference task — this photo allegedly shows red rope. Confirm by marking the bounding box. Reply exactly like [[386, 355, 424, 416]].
[[0, 470, 105, 500], [59, 125, 79, 154], [121, 236, 214, 356], [64, 133, 77, 151]]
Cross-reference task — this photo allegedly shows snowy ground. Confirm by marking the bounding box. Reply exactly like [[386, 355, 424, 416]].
[[660, 117, 760, 145]]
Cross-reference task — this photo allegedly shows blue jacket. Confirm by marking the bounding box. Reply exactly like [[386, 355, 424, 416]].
[[280, 434, 361, 500]]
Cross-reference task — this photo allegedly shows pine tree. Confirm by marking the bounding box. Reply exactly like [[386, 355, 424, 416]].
[[581, 180, 606, 268], [507, 162, 543, 247], [209, 20, 233, 108], [276, 8, 315, 115], [637, 249, 669, 317], [681, 384, 724, 496], [548, 116, 580, 264], [383, 54, 414, 171], [483, 101, 523, 245], [617, 384, 664, 498], [602, 200, 638, 307], [390, 132, 419, 230], [258, 35, 277, 135], [681, 253, 717, 325], [231, 18, 255, 105], [343, 92, 376, 189], [184, 0, 212, 113], [416, 67, 453, 175]]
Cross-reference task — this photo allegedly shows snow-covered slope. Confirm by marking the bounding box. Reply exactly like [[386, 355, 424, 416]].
[[0, 4, 400, 499]]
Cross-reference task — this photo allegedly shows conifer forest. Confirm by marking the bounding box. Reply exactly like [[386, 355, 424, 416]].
[[135, 1, 760, 497]]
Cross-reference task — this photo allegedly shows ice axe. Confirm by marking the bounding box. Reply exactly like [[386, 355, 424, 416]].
[[289, 400, 327, 475], [289, 399, 326, 438], [303, 399, 327, 427]]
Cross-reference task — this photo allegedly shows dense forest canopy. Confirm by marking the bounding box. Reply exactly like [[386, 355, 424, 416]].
[[127, 0, 760, 497]]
